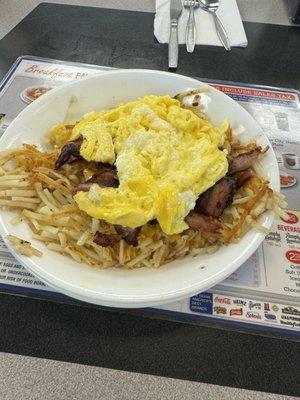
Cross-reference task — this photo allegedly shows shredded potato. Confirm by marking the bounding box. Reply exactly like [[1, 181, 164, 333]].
[[7, 235, 42, 257]]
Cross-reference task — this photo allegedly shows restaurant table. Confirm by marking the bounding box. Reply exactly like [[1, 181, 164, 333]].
[[0, 3, 299, 399]]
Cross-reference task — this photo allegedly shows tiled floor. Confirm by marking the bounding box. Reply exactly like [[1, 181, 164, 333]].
[[0, 353, 297, 400]]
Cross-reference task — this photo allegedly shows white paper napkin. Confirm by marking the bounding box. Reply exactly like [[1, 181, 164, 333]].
[[154, 0, 248, 47]]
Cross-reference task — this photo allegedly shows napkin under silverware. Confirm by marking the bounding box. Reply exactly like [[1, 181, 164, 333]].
[[154, 0, 248, 48]]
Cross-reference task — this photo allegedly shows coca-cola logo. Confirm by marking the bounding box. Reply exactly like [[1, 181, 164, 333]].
[[281, 212, 298, 225], [286, 250, 300, 264], [214, 296, 231, 304]]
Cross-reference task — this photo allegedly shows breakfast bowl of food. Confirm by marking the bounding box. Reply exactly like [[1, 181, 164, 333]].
[[0, 70, 284, 307]]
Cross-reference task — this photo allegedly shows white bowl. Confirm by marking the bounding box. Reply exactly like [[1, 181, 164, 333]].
[[0, 70, 279, 308]]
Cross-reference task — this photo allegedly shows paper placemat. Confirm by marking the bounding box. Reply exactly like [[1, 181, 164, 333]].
[[0, 56, 299, 334]]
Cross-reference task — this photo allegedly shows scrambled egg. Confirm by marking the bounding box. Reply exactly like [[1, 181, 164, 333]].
[[71, 95, 228, 234]]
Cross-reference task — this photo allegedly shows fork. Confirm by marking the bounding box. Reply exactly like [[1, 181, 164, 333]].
[[183, 0, 199, 53]]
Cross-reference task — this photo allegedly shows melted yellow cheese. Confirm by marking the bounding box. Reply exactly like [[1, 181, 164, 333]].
[[71, 95, 228, 234]]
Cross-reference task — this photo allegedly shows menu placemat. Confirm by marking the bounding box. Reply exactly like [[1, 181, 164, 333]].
[[0, 56, 299, 334]]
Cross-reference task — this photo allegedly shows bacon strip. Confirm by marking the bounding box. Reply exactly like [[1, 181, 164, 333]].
[[73, 170, 119, 195], [93, 225, 141, 248], [228, 146, 261, 173], [185, 211, 221, 234], [195, 177, 236, 218], [114, 225, 141, 247], [54, 136, 83, 169], [93, 232, 120, 247], [232, 169, 253, 189]]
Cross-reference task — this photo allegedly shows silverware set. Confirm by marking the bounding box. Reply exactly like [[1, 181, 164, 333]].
[[169, 0, 231, 68]]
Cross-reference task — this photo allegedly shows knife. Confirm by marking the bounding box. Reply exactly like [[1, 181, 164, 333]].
[[169, 0, 183, 69]]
